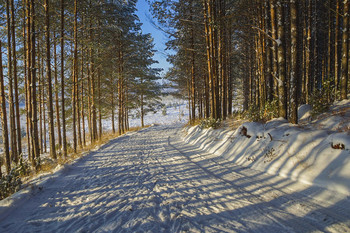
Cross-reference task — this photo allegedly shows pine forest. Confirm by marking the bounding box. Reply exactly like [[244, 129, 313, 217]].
[[1, 0, 350, 189], [0, 1, 350, 230], [0, 0, 162, 182]]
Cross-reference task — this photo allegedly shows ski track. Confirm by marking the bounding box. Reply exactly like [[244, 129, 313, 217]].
[[1, 125, 350, 232]]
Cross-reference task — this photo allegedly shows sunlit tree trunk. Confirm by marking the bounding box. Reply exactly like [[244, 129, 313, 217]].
[[30, 0, 41, 167], [53, 31, 62, 153], [72, 0, 78, 152], [290, 0, 299, 124], [6, 0, 18, 163], [10, 0, 22, 159], [45, 0, 57, 159], [0, 40, 11, 175], [277, 0, 287, 119], [61, 0, 67, 157]]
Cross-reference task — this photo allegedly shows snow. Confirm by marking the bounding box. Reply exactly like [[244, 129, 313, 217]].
[[298, 104, 312, 121], [1, 125, 350, 232], [1, 99, 350, 232], [184, 113, 350, 196]]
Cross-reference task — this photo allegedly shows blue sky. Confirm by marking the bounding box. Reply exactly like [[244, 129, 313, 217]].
[[136, 0, 172, 75]]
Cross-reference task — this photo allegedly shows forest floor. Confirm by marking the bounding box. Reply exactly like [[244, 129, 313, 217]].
[[1, 124, 350, 232]]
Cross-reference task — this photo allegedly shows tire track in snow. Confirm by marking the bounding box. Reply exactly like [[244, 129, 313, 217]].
[[0, 125, 349, 232], [168, 129, 350, 233]]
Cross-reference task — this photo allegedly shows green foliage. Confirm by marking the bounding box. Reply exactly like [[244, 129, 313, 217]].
[[262, 99, 279, 120], [199, 118, 221, 129], [0, 158, 29, 200], [244, 99, 278, 122], [245, 105, 261, 122], [16, 157, 30, 177], [310, 80, 335, 117]]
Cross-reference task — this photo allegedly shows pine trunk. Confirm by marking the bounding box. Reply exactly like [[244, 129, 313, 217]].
[[270, 0, 279, 101], [45, 0, 57, 159], [290, 0, 299, 124], [335, 0, 340, 97], [31, 0, 41, 167], [6, 0, 18, 163], [277, 0, 287, 119], [72, 0, 78, 152], [53, 31, 62, 153], [341, 0, 349, 99], [0, 41, 11, 174], [61, 0, 67, 157], [10, 0, 22, 158]]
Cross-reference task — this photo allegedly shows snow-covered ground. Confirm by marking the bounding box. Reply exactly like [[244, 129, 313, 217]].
[[102, 96, 189, 131], [1, 124, 350, 232], [1, 98, 350, 232], [184, 100, 350, 197]]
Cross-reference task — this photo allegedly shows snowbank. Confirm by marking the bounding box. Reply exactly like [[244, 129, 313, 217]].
[[183, 118, 350, 196]]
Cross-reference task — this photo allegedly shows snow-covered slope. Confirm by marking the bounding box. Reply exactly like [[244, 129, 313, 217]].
[[183, 100, 350, 196]]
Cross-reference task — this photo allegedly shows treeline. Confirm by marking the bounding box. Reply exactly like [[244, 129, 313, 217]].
[[150, 0, 349, 123], [0, 0, 161, 177]]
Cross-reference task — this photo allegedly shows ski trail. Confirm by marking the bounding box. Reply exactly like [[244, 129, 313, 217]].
[[0, 125, 349, 232]]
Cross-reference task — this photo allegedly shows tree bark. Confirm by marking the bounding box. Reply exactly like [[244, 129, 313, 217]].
[[10, 0, 22, 159], [0, 41, 11, 174], [6, 0, 18, 163], [61, 0, 67, 157], [341, 0, 349, 99], [53, 31, 62, 153], [30, 0, 41, 167], [290, 0, 299, 124], [45, 0, 57, 159], [72, 0, 78, 152], [277, 0, 287, 119]]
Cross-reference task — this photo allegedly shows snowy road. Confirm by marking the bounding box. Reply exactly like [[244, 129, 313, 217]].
[[1, 125, 350, 232]]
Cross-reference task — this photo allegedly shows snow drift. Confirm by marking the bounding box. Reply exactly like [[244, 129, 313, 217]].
[[183, 117, 350, 196]]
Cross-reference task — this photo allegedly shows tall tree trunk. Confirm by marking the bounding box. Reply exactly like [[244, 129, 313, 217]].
[[290, 0, 299, 124], [0, 41, 11, 174], [98, 67, 102, 140], [270, 0, 279, 101], [61, 0, 67, 157], [335, 0, 340, 97], [72, 0, 78, 152], [111, 89, 115, 134], [91, 52, 97, 141], [341, 0, 349, 99], [87, 54, 92, 141], [213, 0, 220, 120], [89, 10, 97, 142], [277, 0, 287, 118], [39, 60, 43, 154], [10, 0, 22, 159], [265, 1, 273, 102], [203, 0, 211, 118], [141, 91, 144, 128], [26, 0, 35, 167], [81, 49, 86, 146], [30, 0, 41, 167], [76, 56, 82, 148], [23, 0, 31, 163], [6, 0, 18, 163], [118, 37, 123, 135], [45, 0, 57, 159], [207, 0, 217, 119], [190, 5, 196, 123], [42, 56, 47, 154], [219, 0, 227, 120], [53, 31, 62, 153]]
